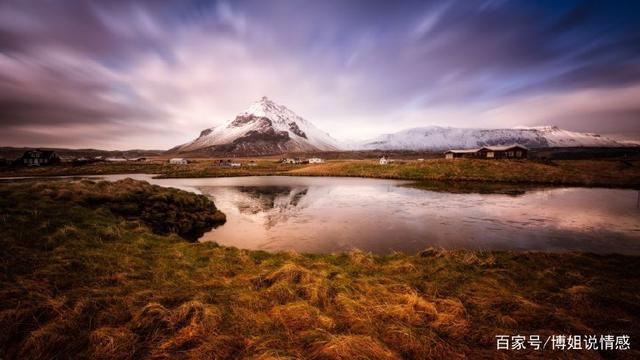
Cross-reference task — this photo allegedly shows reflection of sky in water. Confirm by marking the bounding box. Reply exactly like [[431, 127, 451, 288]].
[[92, 175, 640, 255]]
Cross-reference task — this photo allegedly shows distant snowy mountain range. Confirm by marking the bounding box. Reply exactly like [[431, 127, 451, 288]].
[[170, 98, 631, 155], [355, 125, 627, 151]]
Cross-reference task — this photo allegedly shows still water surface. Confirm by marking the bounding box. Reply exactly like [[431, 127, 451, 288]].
[[91, 174, 640, 255]]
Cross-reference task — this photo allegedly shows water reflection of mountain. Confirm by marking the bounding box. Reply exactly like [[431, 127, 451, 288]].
[[209, 186, 307, 229]]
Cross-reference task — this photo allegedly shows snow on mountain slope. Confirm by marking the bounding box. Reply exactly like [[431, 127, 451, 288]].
[[172, 97, 341, 155], [357, 125, 626, 151], [526, 126, 627, 147], [171, 97, 629, 154]]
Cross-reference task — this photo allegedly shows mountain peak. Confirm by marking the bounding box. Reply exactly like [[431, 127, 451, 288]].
[[253, 96, 272, 106], [243, 96, 282, 118], [254, 96, 276, 107], [172, 97, 341, 155]]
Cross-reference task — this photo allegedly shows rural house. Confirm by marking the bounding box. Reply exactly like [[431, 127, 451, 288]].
[[169, 158, 188, 165], [215, 159, 232, 167], [478, 145, 528, 159], [281, 158, 304, 164], [18, 149, 61, 166], [445, 144, 528, 160], [215, 159, 241, 167], [444, 149, 482, 159], [308, 157, 325, 164], [379, 157, 388, 165]]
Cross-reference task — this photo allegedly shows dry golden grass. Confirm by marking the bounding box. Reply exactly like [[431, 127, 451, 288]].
[[310, 335, 401, 360], [0, 179, 638, 359], [2, 157, 639, 188], [90, 327, 138, 360], [290, 159, 640, 187]]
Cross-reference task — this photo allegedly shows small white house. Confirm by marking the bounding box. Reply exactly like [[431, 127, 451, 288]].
[[169, 158, 188, 165], [230, 162, 241, 167], [379, 157, 388, 165], [308, 157, 324, 164], [282, 158, 303, 164]]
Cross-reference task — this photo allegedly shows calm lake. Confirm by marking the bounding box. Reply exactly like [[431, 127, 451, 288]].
[[83, 174, 640, 255]]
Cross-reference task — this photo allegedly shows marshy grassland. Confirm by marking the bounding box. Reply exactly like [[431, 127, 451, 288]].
[[1, 179, 638, 359], [1, 158, 640, 188]]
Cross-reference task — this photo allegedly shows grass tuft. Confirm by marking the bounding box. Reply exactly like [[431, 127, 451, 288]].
[[311, 334, 401, 360]]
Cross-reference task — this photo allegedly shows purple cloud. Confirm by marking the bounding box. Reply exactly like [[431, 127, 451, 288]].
[[0, 0, 638, 149]]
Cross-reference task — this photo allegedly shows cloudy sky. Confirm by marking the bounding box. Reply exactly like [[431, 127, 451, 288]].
[[1, 0, 639, 149]]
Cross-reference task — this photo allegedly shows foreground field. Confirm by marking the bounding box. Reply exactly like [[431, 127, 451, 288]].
[[0, 179, 638, 359], [1, 158, 640, 188]]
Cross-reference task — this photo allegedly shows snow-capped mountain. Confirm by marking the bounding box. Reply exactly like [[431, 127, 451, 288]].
[[356, 125, 626, 151], [171, 98, 630, 155], [171, 97, 341, 155]]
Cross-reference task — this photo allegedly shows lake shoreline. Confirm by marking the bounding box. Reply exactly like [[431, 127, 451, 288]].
[[1, 178, 638, 358], [3, 174, 638, 254], [2, 173, 638, 192], [1, 158, 639, 189]]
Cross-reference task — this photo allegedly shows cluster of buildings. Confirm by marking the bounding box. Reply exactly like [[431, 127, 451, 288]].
[[281, 157, 325, 164], [0, 149, 152, 167], [167, 157, 327, 167], [378, 144, 528, 165], [103, 157, 146, 162], [16, 149, 61, 166], [213, 159, 258, 167], [168, 158, 260, 167], [168, 158, 189, 165], [3, 145, 527, 168]]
